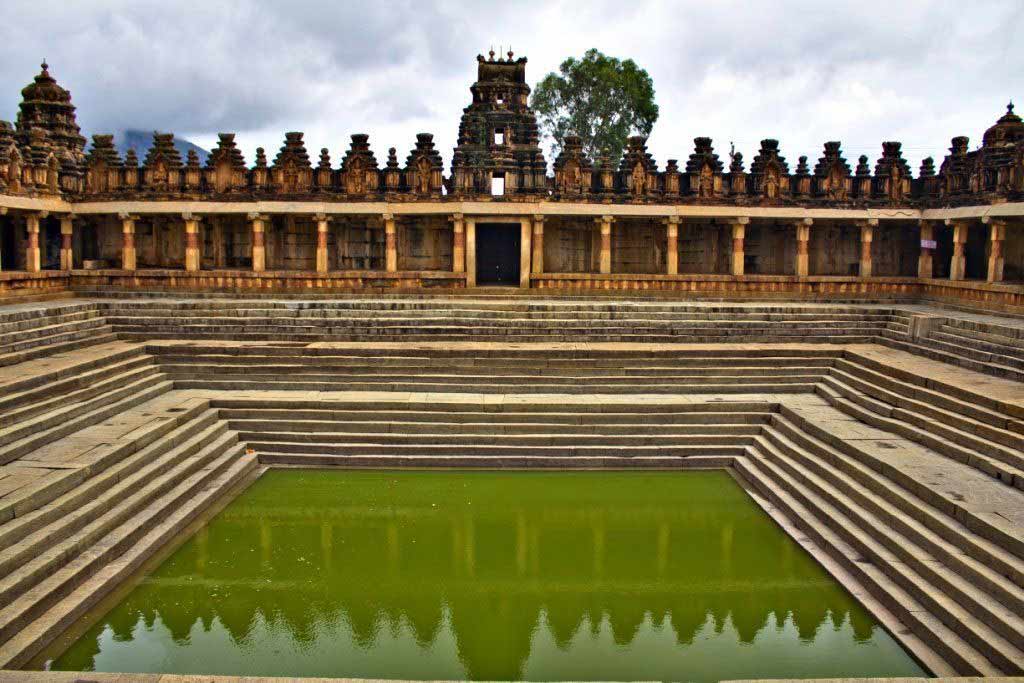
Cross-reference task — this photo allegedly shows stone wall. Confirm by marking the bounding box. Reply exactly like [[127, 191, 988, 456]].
[[398, 216, 452, 272], [612, 218, 664, 274], [544, 217, 597, 273]]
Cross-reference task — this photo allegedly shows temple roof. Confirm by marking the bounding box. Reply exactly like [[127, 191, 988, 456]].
[[20, 62, 71, 104], [983, 102, 1024, 146]]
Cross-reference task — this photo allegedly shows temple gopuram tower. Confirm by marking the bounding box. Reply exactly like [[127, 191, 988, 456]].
[[450, 50, 547, 197], [15, 62, 86, 167]]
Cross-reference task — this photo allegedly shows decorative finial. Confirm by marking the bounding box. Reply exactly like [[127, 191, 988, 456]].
[[507, 47, 514, 60], [489, 47, 495, 60], [1009, 100, 1015, 114], [40, 59, 48, 74]]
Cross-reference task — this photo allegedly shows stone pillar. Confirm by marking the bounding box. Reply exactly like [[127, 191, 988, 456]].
[[984, 217, 1006, 283], [918, 221, 934, 279], [384, 213, 397, 272], [531, 215, 545, 275], [519, 217, 532, 289], [0, 207, 6, 271], [664, 216, 679, 275], [949, 219, 967, 281], [59, 215, 74, 271], [25, 213, 42, 273], [249, 212, 267, 272], [858, 218, 877, 278], [451, 213, 465, 274], [795, 218, 813, 278], [119, 213, 137, 271], [465, 218, 477, 287], [183, 213, 202, 272], [730, 217, 749, 276], [597, 215, 613, 274], [315, 213, 330, 273]]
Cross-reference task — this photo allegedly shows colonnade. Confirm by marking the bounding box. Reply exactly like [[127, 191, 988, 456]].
[[0, 208, 1018, 286]]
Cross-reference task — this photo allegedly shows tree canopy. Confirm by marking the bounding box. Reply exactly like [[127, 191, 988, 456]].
[[531, 48, 659, 162]]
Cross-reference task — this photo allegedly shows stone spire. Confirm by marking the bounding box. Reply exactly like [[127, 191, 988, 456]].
[[15, 61, 86, 164]]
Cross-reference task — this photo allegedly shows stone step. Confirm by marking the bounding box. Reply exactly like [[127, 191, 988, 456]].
[[753, 434, 1024, 655], [256, 452, 736, 469], [776, 407, 1024, 563], [939, 324, 1024, 351], [0, 309, 103, 335], [0, 421, 234, 597], [942, 320, 1024, 344], [0, 303, 98, 325], [0, 408, 223, 553], [0, 317, 108, 347], [735, 455, 1002, 676], [0, 452, 258, 669], [0, 437, 247, 649], [227, 418, 767, 435], [245, 440, 751, 457], [0, 376, 171, 465], [765, 414, 1024, 588], [0, 364, 162, 436], [880, 336, 1024, 383], [177, 377, 817, 394], [0, 331, 118, 368], [218, 407, 774, 424], [823, 381, 1024, 489], [0, 343, 146, 397], [241, 430, 759, 447], [926, 332, 1024, 370], [212, 398, 778, 414], [0, 353, 155, 416]]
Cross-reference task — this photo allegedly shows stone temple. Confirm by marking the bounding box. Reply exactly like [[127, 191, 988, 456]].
[[0, 53, 1023, 683]]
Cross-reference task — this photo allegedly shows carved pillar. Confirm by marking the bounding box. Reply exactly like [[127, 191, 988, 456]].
[[664, 216, 679, 275], [451, 213, 465, 274], [949, 219, 967, 281], [25, 213, 41, 273], [183, 213, 202, 272], [59, 215, 74, 271], [531, 215, 545, 275], [465, 218, 477, 287], [119, 213, 137, 271], [597, 215, 613, 275], [858, 218, 877, 278], [984, 217, 1006, 283], [730, 217, 749, 276], [384, 213, 397, 272], [519, 217, 532, 289], [918, 221, 934, 279], [315, 213, 330, 273], [249, 212, 267, 273], [795, 218, 812, 278]]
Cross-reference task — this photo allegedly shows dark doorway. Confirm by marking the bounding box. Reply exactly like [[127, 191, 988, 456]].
[[0, 216, 15, 270], [476, 223, 520, 285]]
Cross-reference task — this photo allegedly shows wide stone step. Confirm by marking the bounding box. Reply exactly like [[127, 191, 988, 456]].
[[0, 451, 258, 668], [930, 331, 1024, 370], [0, 309, 103, 334], [0, 408, 223, 553], [213, 398, 778, 414], [0, 437, 247, 649], [244, 440, 751, 457], [754, 434, 1024, 652], [0, 331, 117, 368], [0, 317, 107, 346], [227, 418, 766, 435], [177, 378, 816, 393], [240, 430, 758, 447], [734, 455, 1000, 676], [881, 337, 1024, 383], [256, 451, 736, 469]]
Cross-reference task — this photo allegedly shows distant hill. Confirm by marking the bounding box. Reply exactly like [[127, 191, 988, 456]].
[[112, 130, 210, 164]]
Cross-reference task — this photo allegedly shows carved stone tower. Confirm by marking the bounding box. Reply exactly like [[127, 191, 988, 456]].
[[450, 51, 547, 197], [16, 62, 86, 165]]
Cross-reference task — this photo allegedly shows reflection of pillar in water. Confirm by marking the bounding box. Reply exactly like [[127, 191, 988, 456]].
[[657, 522, 670, 577], [196, 526, 208, 573], [721, 523, 734, 576], [387, 521, 399, 574], [530, 526, 540, 575], [260, 519, 271, 568], [516, 511, 527, 577], [593, 520, 605, 578], [321, 519, 332, 573]]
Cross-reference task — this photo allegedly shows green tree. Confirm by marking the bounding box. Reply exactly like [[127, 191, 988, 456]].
[[531, 49, 659, 162]]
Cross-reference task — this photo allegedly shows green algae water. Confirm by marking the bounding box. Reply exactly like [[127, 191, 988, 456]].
[[40, 470, 925, 681]]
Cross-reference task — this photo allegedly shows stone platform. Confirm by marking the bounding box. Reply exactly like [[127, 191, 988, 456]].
[[0, 295, 1023, 679]]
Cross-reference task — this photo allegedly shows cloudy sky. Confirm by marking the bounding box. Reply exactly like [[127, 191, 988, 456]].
[[0, 0, 1020, 171]]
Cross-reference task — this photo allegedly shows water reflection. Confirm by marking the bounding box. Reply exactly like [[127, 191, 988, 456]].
[[44, 471, 924, 681]]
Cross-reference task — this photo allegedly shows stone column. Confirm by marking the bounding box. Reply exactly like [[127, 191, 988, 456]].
[[465, 218, 477, 287], [858, 218, 877, 278], [59, 215, 74, 271], [531, 215, 545, 275], [984, 217, 1006, 283], [795, 218, 813, 278], [0, 207, 6, 271], [918, 220, 934, 279], [384, 213, 397, 272], [249, 212, 267, 272], [183, 213, 202, 272], [519, 217, 532, 289], [597, 215, 613, 275], [315, 213, 330, 273], [730, 217, 749, 276], [25, 213, 42, 273], [451, 213, 465, 274], [949, 219, 967, 281], [664, 216, 679, 275], [119, 213, 137, 271]]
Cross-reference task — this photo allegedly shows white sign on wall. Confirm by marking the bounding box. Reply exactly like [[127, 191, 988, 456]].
[[920, 239, 937, 249]]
